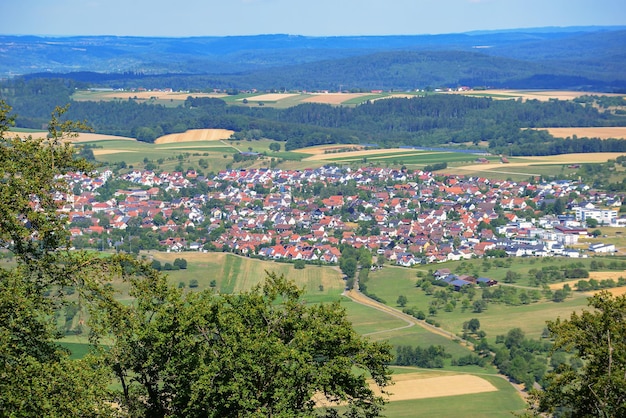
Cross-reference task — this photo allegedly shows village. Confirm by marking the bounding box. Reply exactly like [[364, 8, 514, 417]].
[[60, 165, 624, 267]]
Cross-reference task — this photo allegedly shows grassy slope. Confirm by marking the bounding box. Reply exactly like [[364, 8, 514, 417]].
[[54, 252, 569, 416], [365, 261, 596, 341]]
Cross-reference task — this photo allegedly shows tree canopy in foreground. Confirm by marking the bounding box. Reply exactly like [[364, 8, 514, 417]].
[[528, 291, 626, 417], [0, 100, 392, 417]]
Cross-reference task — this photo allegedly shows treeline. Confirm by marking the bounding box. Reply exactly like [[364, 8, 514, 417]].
[[3, 77, 626, 156], [395, 345, 450, 368]]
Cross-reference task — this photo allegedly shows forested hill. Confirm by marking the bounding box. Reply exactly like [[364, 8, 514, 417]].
[[2, 27, 626, 91], [3, 78, 626, 157]]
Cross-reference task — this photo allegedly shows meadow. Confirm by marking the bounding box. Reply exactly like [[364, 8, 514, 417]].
[[40, 246, 626, 416], [136, 253, 533, 414]]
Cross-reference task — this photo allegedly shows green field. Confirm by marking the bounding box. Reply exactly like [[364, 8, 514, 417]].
[[68, 132, 612, 183], [363, 261, 596, 341], [53, 252, 595, 415]]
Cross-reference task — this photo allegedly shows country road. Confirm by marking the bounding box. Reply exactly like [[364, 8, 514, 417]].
[[342, 285, 529, 399], [342, 288, 471, 345]]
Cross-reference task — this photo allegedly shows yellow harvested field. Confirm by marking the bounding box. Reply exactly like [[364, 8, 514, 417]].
[[456, 153, 626, 173], [589, 271, 626, 280], [10, 131, 136, 143], [317, 373, 497, 406], [452, 89, 624, 101], [370, 94, 415, 102], [294, 144, 366, 155], [541, 127, 626, 139], [242, 93, 299, 101], [549, 272, 626, 296], [93, 149, 137, 156], [602, 287, 626, 296], [304, 147, 413, 161], [379, 374, 498, 401], [153, 252, 227, 263], [155, 129, 234, 144], [302, 93, 369, 105]]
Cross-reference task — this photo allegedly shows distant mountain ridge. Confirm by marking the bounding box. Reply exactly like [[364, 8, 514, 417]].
[[2, 27, 625, 91]]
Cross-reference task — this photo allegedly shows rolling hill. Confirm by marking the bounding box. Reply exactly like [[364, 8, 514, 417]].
[[2, 27, 626, 91]]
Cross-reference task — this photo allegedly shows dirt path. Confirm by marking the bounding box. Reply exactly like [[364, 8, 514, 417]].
[[343, 286, 529, 400], [343, 287, 468, 345]]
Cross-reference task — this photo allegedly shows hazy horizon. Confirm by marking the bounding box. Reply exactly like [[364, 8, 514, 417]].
[[5, 0, 626, 38]]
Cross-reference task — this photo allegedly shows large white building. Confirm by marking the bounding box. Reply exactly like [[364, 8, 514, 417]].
[[573, 205, 619, 226]]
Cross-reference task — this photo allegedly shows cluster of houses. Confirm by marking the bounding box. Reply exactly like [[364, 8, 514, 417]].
[[59, 165, 624, 264], [433, 268, 498, 290]]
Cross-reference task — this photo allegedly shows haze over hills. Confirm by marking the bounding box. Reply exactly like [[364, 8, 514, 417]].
[[2, 26, 626, 91]]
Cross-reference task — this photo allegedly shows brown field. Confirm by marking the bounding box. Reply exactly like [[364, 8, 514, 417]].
[[540, 127, 626, 139], [302, 93, 370, 105], [241, 93, 299, 101], [10, 130, 136, 143], [154, 129, 235, 144], [304, 147, 413, 161]]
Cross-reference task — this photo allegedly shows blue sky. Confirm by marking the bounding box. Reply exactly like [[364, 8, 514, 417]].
[[5, 0, 625, 37]]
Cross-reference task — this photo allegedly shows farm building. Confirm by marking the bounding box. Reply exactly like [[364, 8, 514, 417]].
[[476, 277, 498, 286], [588, 243, 616, 253]]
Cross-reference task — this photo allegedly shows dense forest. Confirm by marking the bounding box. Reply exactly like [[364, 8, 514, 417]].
[[3, 77, 626, 156], [3, 29, 626, 91]]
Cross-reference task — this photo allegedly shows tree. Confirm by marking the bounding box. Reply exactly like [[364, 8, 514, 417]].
[[472, 300, 487, 313], [0, 102, 116, 416], [397, 295, 408, 307], [586, 218, 599, 228], [0, 101, 394, 417], [340, 257, 358, 279], [269, 142, 281, 152], [173, 257, 187, 269], [467, 318, 481, 333], [528, 291, 626, 417], [92, 271, 392, 417]]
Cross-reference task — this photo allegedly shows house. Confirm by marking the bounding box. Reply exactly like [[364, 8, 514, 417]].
[[396, 252, 417, 267], [434, 268, 451, 278]]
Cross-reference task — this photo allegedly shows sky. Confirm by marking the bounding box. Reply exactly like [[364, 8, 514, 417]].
[[4, 0, 626, 37]]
